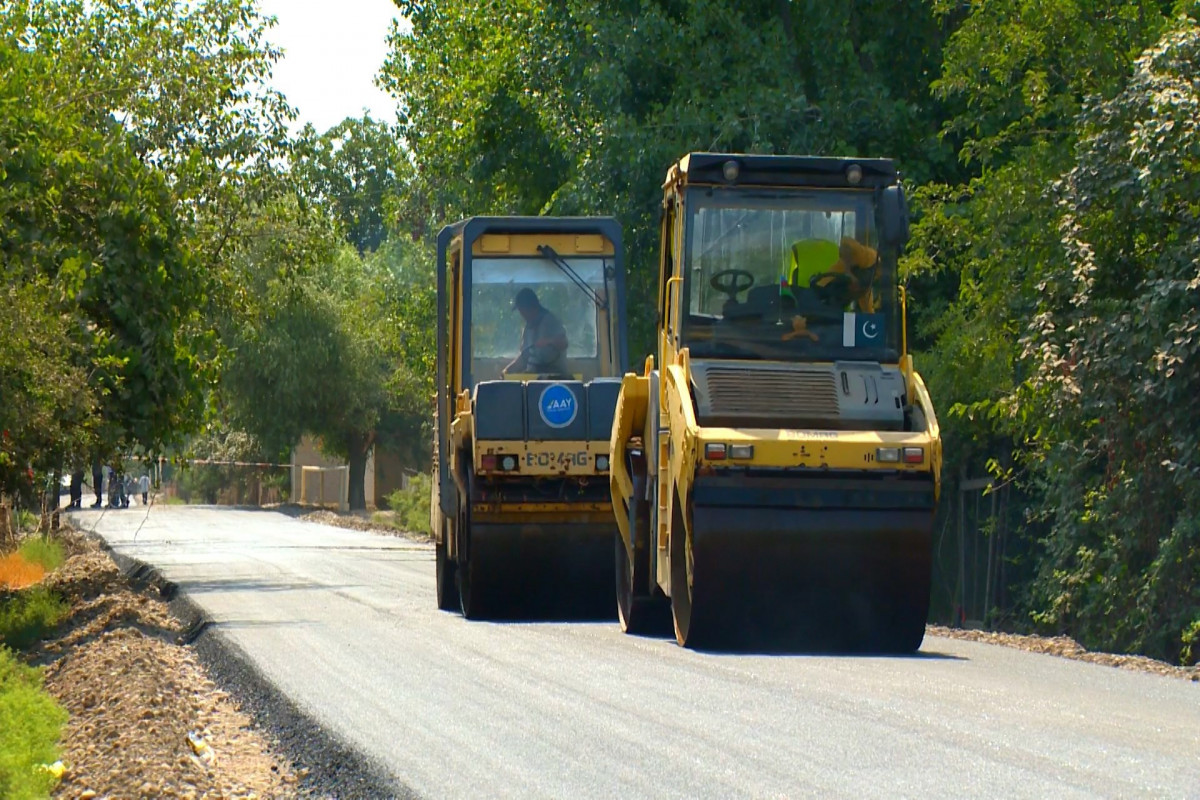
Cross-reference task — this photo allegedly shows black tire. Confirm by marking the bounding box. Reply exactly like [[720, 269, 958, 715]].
[[456, 473, 495, 620], [669, 490, 704, 648], [435, 518, 458, 612], [458, 539, 497, 619], [874, 574, 931, 655], [879, 612, 928, 654], [616, 473, 671, 635], [455, 489, 477, 617]]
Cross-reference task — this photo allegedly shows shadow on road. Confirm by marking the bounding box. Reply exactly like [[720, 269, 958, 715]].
[[686, 645, 968, 660], [214, 619, 322, 631], [181, 577, 366, 595], [445, 599, 619, 624]]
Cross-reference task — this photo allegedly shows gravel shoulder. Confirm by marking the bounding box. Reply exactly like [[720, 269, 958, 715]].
[[271, 503, 430, 542], [33, 525, 299, 799], [928, 625, 1200, 682]]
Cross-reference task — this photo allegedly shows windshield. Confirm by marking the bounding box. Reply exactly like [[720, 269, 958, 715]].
[[470, 255, 611, 384], [682, 187, 898, 362]]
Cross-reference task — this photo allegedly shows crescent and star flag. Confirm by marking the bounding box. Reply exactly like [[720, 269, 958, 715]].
[[842, 313, 886, 347]]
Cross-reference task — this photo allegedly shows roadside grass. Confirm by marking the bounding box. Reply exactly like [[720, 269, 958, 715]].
[[383, 474, 431, 536], [0, 588, 67, 651], [0, 536, 69, 798], [0, 645, 67, 800], [16, 538, 64, 573]]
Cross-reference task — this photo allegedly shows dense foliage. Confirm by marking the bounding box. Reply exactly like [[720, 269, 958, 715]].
[[0, 0, 288, 499], [219, 195, 430, 510], [1019, 18, 1200, 662]]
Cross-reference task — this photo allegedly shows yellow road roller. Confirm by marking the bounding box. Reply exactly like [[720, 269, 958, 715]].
[[609, 154, 942, 651], [432, 217, 628, 618]]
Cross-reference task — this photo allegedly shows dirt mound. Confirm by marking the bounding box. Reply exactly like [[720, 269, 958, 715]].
[[34, 528, 298, 798]]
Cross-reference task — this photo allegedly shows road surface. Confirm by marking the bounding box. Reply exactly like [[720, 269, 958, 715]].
[[73, 505, 1200, 799]]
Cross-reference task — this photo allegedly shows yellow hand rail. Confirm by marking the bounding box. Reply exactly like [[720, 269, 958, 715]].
[[666, 275, 683, 347]]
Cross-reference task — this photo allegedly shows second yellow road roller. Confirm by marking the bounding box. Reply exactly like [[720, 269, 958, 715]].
[[432, 216, 629, 618], [609, 153, 942, 651]]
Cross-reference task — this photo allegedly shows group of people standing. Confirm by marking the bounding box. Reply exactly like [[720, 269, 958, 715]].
[[65, 461, 150, 510]]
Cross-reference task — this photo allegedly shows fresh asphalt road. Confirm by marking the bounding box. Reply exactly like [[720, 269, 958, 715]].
[[74, 505, 1200, 799]]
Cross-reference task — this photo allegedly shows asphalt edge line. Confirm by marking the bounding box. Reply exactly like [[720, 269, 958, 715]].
[[86, 532, 419, 800]]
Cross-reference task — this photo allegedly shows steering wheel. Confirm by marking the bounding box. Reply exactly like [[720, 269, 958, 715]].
[[709, 269, 755, 301], [808, 270, 856, 308]]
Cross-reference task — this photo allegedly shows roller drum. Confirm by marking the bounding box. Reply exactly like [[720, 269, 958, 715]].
[[459, 521, 615, 620], [680, 501, 933, 652]]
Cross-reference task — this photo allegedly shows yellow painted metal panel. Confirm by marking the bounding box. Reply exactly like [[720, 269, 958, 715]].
[[478, 233, 511, 253], [574, 234, 604, 252], [470, 232, 615, 257], [692, 428, 937, 471], [607, 372, 650, 547]]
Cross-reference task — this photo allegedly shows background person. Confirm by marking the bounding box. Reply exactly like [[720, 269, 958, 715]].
[[68, 468, 84, 509], [91, 458, 104, 508]]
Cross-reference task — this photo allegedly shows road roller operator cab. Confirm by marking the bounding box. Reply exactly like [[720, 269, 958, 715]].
[[431, 216, 629, 618], [609, 153, 943, 651]]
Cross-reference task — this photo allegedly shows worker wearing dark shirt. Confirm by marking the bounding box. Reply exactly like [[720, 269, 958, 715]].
[[503, 288, 569, 376]]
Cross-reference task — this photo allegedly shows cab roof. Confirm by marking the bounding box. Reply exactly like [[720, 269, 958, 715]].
[[667, 152, 900, 190], [439, 216, 622, 247]]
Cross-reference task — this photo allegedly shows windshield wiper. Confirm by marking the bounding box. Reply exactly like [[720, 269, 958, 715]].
[[537, 244, 607, 310]]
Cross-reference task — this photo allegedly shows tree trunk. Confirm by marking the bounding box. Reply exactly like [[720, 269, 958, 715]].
[[347, 433, 373, 511]]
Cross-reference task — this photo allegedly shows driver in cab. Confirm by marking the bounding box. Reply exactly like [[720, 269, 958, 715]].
[[503, 287, 569, 377], [785, 236, 880, 312]]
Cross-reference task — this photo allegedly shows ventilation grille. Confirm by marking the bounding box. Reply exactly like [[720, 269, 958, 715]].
[[695, 365, 839, 422]]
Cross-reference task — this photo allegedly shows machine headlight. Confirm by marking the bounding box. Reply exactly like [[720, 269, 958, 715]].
[[501, 455, 518, 471], [596, 455, 610, 472], [729, 444, 754, 460], [876, 447, 901, 463]]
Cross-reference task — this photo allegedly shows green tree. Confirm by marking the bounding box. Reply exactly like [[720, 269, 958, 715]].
[[902, 0, 1186, 644], [293, 116, 408, 255], [0, 282, 93, 502], [364, 239, 437, 472], [18, 0, 293, 268], [221, 197, 432, 510], [0, 24, 206, 497], [0, 0, 291, 487], [1016, 15, 1200, 662]]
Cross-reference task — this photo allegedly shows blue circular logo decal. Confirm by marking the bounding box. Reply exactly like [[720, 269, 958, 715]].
[[539, 383, 578, 429]]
